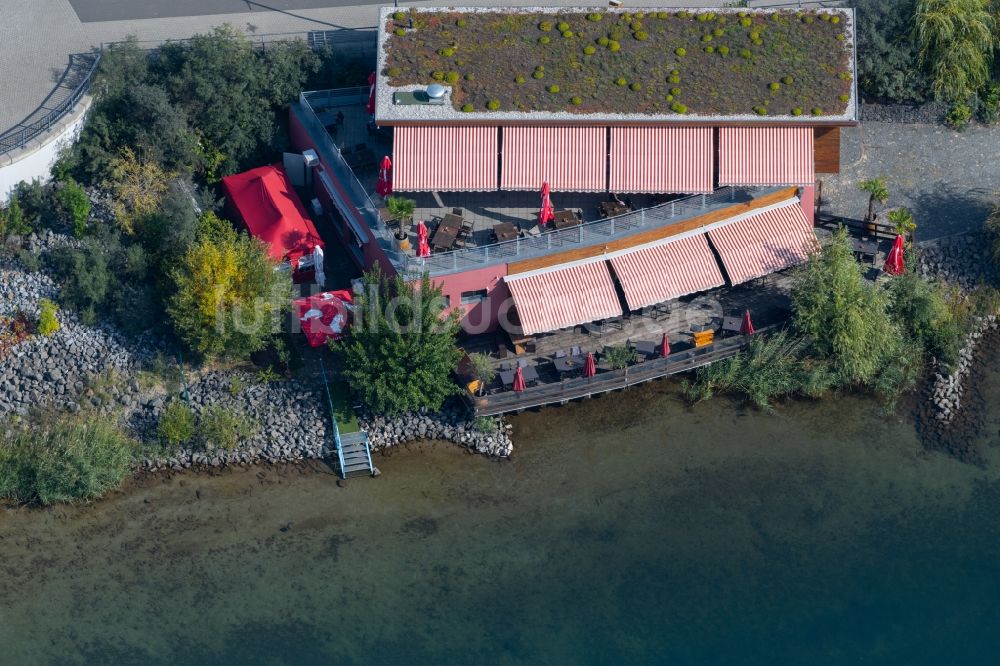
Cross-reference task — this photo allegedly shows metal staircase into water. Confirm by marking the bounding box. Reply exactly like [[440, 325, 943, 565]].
[[320, 358, 377, 479]]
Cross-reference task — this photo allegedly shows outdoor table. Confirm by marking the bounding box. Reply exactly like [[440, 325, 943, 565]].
[[599, 201, 628, 218], [721, 316, 742, 336], [552, 210, 580, 229], [500, 365, 539, 388], [441, 213, 464, 231], [553, 355, 585, 374], [852, 237, 879, 265], [493, 222, 519, 243], [630, 340, 657, 357], [431, 224, 458, 251]]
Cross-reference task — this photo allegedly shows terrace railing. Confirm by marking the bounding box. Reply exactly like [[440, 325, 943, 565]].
[[299, 90, 408, 267], [402, 186, 764, 278]]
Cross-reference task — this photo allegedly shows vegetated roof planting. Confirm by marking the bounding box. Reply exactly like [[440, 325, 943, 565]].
[[381, 8, 854, 118]]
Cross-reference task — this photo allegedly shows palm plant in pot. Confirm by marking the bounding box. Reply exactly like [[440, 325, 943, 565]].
[[887, 207, 916, 239], [386, 196, 416, 243]]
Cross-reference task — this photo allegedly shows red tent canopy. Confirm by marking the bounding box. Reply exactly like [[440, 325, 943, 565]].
[[222, 164, 323, 281]]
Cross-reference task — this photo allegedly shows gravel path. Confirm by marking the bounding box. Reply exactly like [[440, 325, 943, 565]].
[[820, 122, 1000, 241]]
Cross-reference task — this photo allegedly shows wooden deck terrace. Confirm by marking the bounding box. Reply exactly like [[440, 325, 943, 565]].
[[464, 326, 773, 417]]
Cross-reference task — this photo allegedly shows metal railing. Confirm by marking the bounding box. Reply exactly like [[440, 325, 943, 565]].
[[0, 52, 101, 156]]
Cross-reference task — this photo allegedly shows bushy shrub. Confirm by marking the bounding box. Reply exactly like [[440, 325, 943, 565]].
[[587, 13, 603, 22], [670, 87, 681, 96], [634, 31, 649, 41], [37, 299, 59, 336], [704, 46, 715, 54], [456, 18, 467, 28], [979, 82, 1000, 124], [464, 73, 474, 81], [754, 106, 768, 115], [56, 180, 91, 238], [675, 47, 686, 57], [571, 96, 582, 106], [740, 17, 752, 27], [740, 48, 752, 59], [792, 107, 804, 116], [888, 270, 963, 369], [782, 75, 794, 85], [0, 200, 32, 240], [199, 405, 256, 452], [158, 400, 195, 447], [538, 36, 551, 45], [945, 102, 972, 131], [668, 74, 681, 84], [386, 67, 401, 77], [615, 77, 627, 87], [839, 93, 851, 102], [532, 70, 544, 79], [487, 100, 500, 110], [538, 21, 552, 32], [609, 40, 621, 52], [598, 37, 610, 46], [394, 28, 406, 37], [515, 75, 526, 84], [431, 70, 445, 80], [556, 21, 570, 32], [0, 417, 133, 505], [393, 11, 406, 21], [461, 103, 474, 112], [438, 47, 455, 57], [547, 85, 560, 93], [811, 107, 823, 115], [701, 34, 713, 42], [583, 45, 596, 55], [718, 45, 730, 56], [630, 82, 642, 91], [445, 71, 460, 84], [769, 82, 780, 91], [671, 102, 687, 113], [562, 30, 574, 39]]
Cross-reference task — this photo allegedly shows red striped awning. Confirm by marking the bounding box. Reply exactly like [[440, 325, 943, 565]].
[[609, 127, 713, 194], [608, 234, 725, 311], [501, 127, 606, 192], [505, 260, 622, 335], [393, 126, 498, 191], [718, 127, 814, 186], [707, 199, 819, 285]]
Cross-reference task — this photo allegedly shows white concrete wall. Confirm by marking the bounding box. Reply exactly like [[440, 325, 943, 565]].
[[0, 96, 90, 204]]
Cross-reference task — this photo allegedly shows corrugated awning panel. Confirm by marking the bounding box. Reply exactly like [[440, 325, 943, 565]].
[[718, 127, 815, 186], [707, 200, 819, 285], [608, 234, 725, 311], [500, 126, 606, 192], [393, 126, 498, 191], [609, 127, 713, 194], [505, 260, 622, 335]]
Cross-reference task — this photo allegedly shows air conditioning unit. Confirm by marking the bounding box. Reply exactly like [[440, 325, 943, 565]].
[[302, 149, 319, 167]]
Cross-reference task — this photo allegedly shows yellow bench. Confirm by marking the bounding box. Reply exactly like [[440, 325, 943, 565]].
[[466, 379, 482, 395], [692, 330, 714, 347]]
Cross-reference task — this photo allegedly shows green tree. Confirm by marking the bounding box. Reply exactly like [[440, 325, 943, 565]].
[[468, 352, 496, 395], [792, 228, 915, 388], [167, 224, 291, 360], [0, 199, 32, 239], [888, 270, 964, 368], [335, 268, 462, 415], [55, 179, 92, 237], [916, 0, 997, 103], [858, 177, 890, 223], [853, 0, 931, 103], [105, 147, 174, 234]]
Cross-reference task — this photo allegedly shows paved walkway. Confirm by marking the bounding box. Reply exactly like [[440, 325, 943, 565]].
[[820, 122, 1000, 241]]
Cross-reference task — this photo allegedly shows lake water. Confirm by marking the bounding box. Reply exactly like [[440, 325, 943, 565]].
[[2, 364, 1000, 664]]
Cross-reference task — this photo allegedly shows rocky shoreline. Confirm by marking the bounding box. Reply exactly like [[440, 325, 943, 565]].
[[1, 235, 512, 476]]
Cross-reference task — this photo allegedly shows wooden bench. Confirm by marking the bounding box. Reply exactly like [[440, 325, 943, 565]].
[[692, 330, 715, 347]]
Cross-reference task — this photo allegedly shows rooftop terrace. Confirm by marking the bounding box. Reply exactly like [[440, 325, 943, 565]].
[[377, 6, 856, 124], [299, 88, 774, 278]]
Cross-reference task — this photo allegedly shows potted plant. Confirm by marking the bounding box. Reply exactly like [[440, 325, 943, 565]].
[[469, 352, 496, 396], [386, 196, 416, 241]]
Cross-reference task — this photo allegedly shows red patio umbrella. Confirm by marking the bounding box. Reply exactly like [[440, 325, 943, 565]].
[[659, 332, 671, 357], [883, 234, 905, 275], [539, 181, 555, 226], [512, 366, 526, 392], [375, 155, 392, 197], [365, 71, 377, 115], [583, 352, 596, 378], [416, 220, 430, 258], [740, 309, 755, 336]]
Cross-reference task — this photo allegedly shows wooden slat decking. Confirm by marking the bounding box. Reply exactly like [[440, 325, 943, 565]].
[[464, 329, 770, 417], [814, 127, 841, 174]]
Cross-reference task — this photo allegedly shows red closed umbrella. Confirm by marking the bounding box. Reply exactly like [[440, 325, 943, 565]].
[[539, 181, 555, 226], [740, 309, 755, 335], [366, 71, 377, 115], [376, 155, 392, 197], [583, 352, 596, 378], [512, 366, 526, 392], [659, 332, 671, 357], [883, 234, 905, 275], [416, 220, 430, 258]]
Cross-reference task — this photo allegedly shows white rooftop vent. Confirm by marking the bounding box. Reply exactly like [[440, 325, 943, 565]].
[[302, 149, 319, 167], [426, 84, 446, 100]]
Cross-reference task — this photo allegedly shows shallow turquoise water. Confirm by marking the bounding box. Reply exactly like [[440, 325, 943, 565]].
[[2, 370, 999, 664]]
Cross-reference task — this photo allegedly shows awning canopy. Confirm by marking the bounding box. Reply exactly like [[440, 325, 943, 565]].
[[221, 164, 323, 263], [505, 260, 622, 335], [501, 126, 606, 192], [608, 234, 725, 311], [609, 127, 713, 194], [393, 126, 498, 191], [718, 127, 815, 187], [707, 199, 818, 285]]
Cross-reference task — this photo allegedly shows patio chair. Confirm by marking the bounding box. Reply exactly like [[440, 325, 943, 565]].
[[497, 343, 509, 359], [460, 220, 474, 236], [570, 346, 582, 357], [554, 350, 567, 358], [499, 361, 513, 371], [452, 208, 464, 217], [517, 359, 529, 368]]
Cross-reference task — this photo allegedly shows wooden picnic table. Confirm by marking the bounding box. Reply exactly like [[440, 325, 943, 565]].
[[553, 355, 586, 374], [431, 224, 459, 251], [493, 222, 519, 243], [852, 237, 879, 265], [721, 316, 743, 335], [552, 209, 581, 230], [441, 213, 464, 231], [499, 365, 539, 388], [599, 201, 629, 218]]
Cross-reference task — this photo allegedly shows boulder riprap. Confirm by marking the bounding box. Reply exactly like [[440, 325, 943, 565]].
[[360, 408, 513, 458]]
